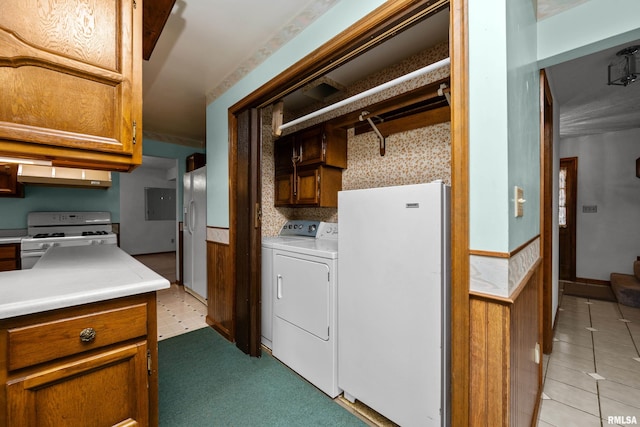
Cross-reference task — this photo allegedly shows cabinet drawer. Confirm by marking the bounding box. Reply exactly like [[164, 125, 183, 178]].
[[0, 245, 17, 259], [0, 259, 18, 272], [7, 303, 148, 371]]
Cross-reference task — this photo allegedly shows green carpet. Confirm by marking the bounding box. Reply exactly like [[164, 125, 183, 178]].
[[158, 327, 366, 427]]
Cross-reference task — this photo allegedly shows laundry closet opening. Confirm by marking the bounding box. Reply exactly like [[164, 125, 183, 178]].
[[227, 0, 457, 360]]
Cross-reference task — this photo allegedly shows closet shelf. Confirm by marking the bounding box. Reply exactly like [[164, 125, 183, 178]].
[[328, 76, 450, 137]]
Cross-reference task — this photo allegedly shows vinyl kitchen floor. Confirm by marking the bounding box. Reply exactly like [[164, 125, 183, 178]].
[[133, 252, 208, 341], [537, 282, 640, 427], [156, 283, 208, 341]]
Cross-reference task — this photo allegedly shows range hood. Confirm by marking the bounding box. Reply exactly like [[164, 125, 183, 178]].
[[17, 164, 111, 188]]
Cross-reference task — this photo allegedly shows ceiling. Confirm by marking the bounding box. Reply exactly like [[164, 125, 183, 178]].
[[142, 0, 637, 148], [142, 0, 339, 147], [548, 40, 640, 137]]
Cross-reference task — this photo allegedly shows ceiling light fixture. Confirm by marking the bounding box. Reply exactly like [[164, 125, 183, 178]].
[[608, 45, 639, 87]]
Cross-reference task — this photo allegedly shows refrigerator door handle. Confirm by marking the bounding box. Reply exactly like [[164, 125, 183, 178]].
[[277, 274, 283, 299], [189, 200, 196, 234]]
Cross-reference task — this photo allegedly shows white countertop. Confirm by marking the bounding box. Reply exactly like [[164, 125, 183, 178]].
[[0, 245, 170, 319], [0, 234, 25, 244]]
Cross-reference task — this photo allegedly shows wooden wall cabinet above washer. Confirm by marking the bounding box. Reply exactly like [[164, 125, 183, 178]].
[[0, 0, 143, 172], [273, 124, 346, 207], [274, 123, 347, 173]]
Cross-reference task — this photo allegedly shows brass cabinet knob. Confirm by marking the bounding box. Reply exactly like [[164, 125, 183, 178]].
[[79, 327, 97, 343]]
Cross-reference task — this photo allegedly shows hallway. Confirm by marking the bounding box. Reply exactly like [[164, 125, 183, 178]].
[[537, 284, 640, 426]]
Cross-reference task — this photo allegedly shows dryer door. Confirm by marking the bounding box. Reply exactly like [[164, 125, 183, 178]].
[[273, 252, 330, 340]]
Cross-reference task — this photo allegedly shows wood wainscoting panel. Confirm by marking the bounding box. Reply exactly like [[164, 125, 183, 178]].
[[469, 263, 542, 427], [206, 241, 235, 342], [510, 266, 542, 427], [470, 298, 509, 426]]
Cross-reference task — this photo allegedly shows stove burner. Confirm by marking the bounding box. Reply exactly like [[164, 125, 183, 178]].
[[82, 231, 109, 236], [33, 233, 65, 238]]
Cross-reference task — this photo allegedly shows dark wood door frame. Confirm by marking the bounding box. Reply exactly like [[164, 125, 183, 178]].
[[540, 70, 554, 354], [234, 108, 262, 356], [228, 1, 470, 424]]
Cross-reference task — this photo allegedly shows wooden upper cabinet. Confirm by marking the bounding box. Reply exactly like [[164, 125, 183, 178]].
[[0, 0, 142, 171], [274, 123, 347, 173], [274, 134, 295, 174], [295, 123, 347, 169], [273, 123, 347, 208], [0, 163, 23, 197]]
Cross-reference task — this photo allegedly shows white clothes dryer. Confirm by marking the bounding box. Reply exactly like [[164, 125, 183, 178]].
[[261, 220, 321, 349], [270, 222, 340, 398]]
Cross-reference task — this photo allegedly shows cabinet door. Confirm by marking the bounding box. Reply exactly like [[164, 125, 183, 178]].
[[0, 0, 142, 171], [296, 125, 325, 167], [296, 168, 320, 205], [274, 173, 293, 206], [0, 164, 19, 196], [7, 342, 149, 427], [274, 135, 294, 174]]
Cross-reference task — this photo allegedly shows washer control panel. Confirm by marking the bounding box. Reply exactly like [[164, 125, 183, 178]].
[[279, 220, 321, 237], [316, 222, 338, 240]]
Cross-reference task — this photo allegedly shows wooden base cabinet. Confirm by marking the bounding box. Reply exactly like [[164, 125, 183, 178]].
[[0, 244, 20, 271], [0, 293, 158, 426]]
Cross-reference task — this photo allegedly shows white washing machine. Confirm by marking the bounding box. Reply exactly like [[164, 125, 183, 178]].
[[261, 220, 320, 350], [270, 222, 340, 398]]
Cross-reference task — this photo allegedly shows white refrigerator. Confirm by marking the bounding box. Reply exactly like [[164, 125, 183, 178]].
[[183, 166, 207, 302], [337, 182, 450, 427]]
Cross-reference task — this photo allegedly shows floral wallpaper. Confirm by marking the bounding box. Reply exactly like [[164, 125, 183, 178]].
[[261, 42, 451, 237]]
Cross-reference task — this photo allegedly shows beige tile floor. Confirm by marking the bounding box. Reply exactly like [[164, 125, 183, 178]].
[[156, 283, 209, 341], [537, 284, 640, 426], [133, 252, 209, 341]]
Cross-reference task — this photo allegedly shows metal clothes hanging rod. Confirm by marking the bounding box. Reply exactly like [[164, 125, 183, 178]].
[[277, 56, 451, 134]]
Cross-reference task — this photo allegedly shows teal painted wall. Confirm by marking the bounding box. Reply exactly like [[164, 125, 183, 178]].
[[468, 0, 539, 252], [205, 0, 386, 228], [468, 0, 510, 252], [0, 139, 203, 230], [538, 0, 640, 67], [0, 177, 121, 230], [506, 0, 539, 251]]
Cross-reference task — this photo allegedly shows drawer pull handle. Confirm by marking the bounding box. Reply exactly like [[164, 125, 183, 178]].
[[79, 327, 96, 343]]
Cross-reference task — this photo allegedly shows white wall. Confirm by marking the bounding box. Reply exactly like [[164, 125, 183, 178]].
[[120, 161, 178, 255], [559, 127, 640, 280]]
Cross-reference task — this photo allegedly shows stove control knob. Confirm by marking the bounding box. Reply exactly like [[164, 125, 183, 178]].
[[39, 243, 50, 249]]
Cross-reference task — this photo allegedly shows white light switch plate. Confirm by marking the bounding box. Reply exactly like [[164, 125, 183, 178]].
[[514, 186, 525, 217]]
